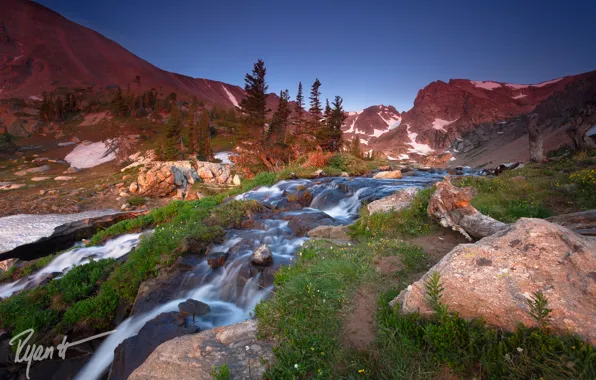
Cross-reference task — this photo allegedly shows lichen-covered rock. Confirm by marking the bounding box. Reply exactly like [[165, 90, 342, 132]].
[[367, 187, 419, 215], [129, 320, 274, 380], [137, 161, 198, 199], [307, 225, 351, 241], [373, 170, 402, 179], [136, 160, 238, 199], [390, 218, 596, 345], [251, 244, 273, 265]]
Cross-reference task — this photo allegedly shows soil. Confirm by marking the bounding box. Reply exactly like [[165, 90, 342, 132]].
[[341, 285, 377, 351], [341, 228, 470, 353]]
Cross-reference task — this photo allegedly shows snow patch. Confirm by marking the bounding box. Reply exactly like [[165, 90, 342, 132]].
[[512, 93, 527, 99], [379, 113, 402, 130], [471, 81, 502, 90], [214, 151, 238, 165], [0, 210, 119, 254], [405, 125, 434, 155], [432, 118, 457, 131], [222, 85, 239, 107], [65, 141, 117, 169], [532, 78, 563, 88], [28, 95, 42, 101]]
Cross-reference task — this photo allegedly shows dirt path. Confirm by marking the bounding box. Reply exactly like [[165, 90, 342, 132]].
[[341, 228, 469, 352]]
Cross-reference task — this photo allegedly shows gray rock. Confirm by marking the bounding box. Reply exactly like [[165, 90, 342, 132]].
[[367, 187, 419, 215], [178, 299, 211, 320], [251, 244, 273, 265]]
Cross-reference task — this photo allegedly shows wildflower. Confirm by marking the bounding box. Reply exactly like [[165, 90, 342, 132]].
[[358, 369, 365, 373], [245, 345, 250, 351], [294, 364, 299, 369], [516, 347, 523, 353], [311, 347, 314, 351]]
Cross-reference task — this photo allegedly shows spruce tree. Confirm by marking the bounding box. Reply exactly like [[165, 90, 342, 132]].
[[163, 102, 183, 160], [238, 59, 269, 138], [295, 81, 304, 123], [187, 96, 199, 155], [328, 96, 347, 152], [309, 79, 322, 117], [268, 89, 291, 145], [197, 109, 213, 161], [351, 137, 362, 158], [323, 98, 332, 125]]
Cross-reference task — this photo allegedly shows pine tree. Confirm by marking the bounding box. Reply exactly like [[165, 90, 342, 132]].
[[309, 79, 322, 117], [163, 102, 183, 160], [238, 59, 269, 138], [295, 81, 304, 123], [351, 137, 362, 158], [323, 98, 332, 125], [268, 89, 291, 145], [328, 96, 347, 152], [110, 87, 128, 117], [197, 109, 213, 161], [187, 96, 199, 155]]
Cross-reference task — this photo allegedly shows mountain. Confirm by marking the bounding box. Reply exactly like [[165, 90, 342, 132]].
[[341, 105, 401, 147], [0, 0, 267, 109], [369, 72, 595, 165]]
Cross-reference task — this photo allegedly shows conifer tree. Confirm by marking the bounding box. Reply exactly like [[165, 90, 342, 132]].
[[323, 98, 332, 125], [309, 79, 322, 117], [110, 87, 128, 117], [238, 59, 269, 138], [328, 96, 346, 152], [295, 81, 304, 123], [187, 96, 199, 155], [351, 136, 362, 158], [268, 89, 291, 145], [163, 102, 183, 160], [197, 109, 213, 160]]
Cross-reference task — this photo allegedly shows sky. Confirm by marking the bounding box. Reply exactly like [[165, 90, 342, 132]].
[[37, 0, 596, 111]]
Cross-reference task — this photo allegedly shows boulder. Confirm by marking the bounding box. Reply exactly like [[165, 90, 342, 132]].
[[129, 320, 274, 380], [367, 187, 419, 215], [195, 160, 236, 185], [109, 312, 200, 380], [178, 299, 211, 319], [64, 166, 81, 174], [129, 181, 139, 193], [31, 176, 51, 182], [307, 225, 351, 241], [207, 250, 229, 269], [286, 211, 340, 237], [137, 161, 199, 199], [251, 244, 273, 265], [131, 256, 204, 315], [390, 218, 596, 345], [54, 176, 75, 181], [373, 170, 402, 179]]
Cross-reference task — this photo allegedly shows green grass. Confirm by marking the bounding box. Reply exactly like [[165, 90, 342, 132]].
[[350, 187, 436, 240], [0, 259, 116, 338], [127, 195, 147, 206], [254, 240, 377, 379], [455, 158, 596, 222]]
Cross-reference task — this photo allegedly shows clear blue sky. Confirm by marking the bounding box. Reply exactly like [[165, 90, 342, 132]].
[[37, 0, 596, 111]]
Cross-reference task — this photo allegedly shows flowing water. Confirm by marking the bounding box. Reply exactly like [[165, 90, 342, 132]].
[[1, 173, 445, 379], [0, 233, 145, 299]]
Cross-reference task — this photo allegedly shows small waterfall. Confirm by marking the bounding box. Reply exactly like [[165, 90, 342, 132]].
[[0, 233, 145, 299], [1, 173, 447, 380]]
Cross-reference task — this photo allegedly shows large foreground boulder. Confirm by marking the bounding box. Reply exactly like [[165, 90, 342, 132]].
[[129, 320, 274, 380], [367, 187, 419, 215], [390, 218, 596, 344]]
